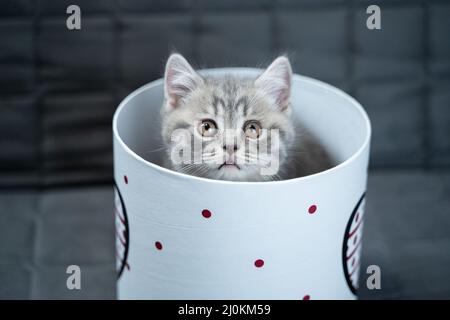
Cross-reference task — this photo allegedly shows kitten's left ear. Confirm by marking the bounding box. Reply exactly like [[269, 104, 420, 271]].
[[164, 53, 204, 109], [255, 56, 292, 111]]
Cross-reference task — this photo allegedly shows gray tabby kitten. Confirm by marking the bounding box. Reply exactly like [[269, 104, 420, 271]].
[[160, 53, 331, 182]]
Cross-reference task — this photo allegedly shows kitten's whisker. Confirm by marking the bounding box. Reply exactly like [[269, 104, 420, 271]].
[[145, 146, 168, 154], [202, 156, 222, 164], [242, 154, 272, 167]]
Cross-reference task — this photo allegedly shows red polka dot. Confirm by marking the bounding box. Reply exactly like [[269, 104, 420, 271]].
[[124, 175, 128, 184], [308, 205, 317, 214], [155, 241, 163, 250], [254, 259, 264, 268], [302, 295, 310, 300], [202, 209, 212, 218]]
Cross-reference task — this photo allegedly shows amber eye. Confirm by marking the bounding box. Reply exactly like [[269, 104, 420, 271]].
[[244, 121, 262, 139], [198, 119, 218, 137]]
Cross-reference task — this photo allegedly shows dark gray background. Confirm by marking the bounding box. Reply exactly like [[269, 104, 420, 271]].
[[0, 0, 449, 299]]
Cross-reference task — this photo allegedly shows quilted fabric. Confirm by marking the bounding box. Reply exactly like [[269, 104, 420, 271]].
[[1, 0, 449, 187]]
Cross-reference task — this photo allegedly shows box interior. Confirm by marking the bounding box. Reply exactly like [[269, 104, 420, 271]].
[[115, 70, 369, 175]]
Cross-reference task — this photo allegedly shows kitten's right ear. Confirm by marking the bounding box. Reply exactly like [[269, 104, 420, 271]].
[[164, 53, 203, 109], [255, 56, 292, 111]]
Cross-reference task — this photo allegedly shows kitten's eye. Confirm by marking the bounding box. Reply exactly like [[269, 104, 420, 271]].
[[244, 121, 262, 139], [198, 119, 218, 137]]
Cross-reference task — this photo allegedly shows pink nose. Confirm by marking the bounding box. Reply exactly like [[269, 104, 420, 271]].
[[223, 144, 238, 154]]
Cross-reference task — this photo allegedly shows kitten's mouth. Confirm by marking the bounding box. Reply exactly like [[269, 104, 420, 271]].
[[218, 163, 240, 170]]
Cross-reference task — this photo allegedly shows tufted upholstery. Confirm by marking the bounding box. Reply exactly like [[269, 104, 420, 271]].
[[1, 0, 449, 187]]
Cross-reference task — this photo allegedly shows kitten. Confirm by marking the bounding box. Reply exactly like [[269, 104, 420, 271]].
[[160, 53, 331, 182]]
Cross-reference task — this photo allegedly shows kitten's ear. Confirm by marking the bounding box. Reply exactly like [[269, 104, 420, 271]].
[[164, 53, 203, 108], [255, 56, 292, 111]]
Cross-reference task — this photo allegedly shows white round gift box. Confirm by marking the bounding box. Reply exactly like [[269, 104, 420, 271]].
[[113, 68, 371, 300]]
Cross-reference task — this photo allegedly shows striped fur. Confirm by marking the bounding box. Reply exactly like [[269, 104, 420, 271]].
[[160, 54, 331, 181]]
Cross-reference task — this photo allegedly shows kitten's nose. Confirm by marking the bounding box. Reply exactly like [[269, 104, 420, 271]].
[[223, 144, 238, 154]]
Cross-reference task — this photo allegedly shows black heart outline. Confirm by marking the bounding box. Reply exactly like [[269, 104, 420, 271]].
[[342, 192, 366, 295], [115, 182, 130, 279]]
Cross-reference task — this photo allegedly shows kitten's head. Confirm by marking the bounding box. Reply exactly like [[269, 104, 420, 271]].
[[161, 53, 294, 181]]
